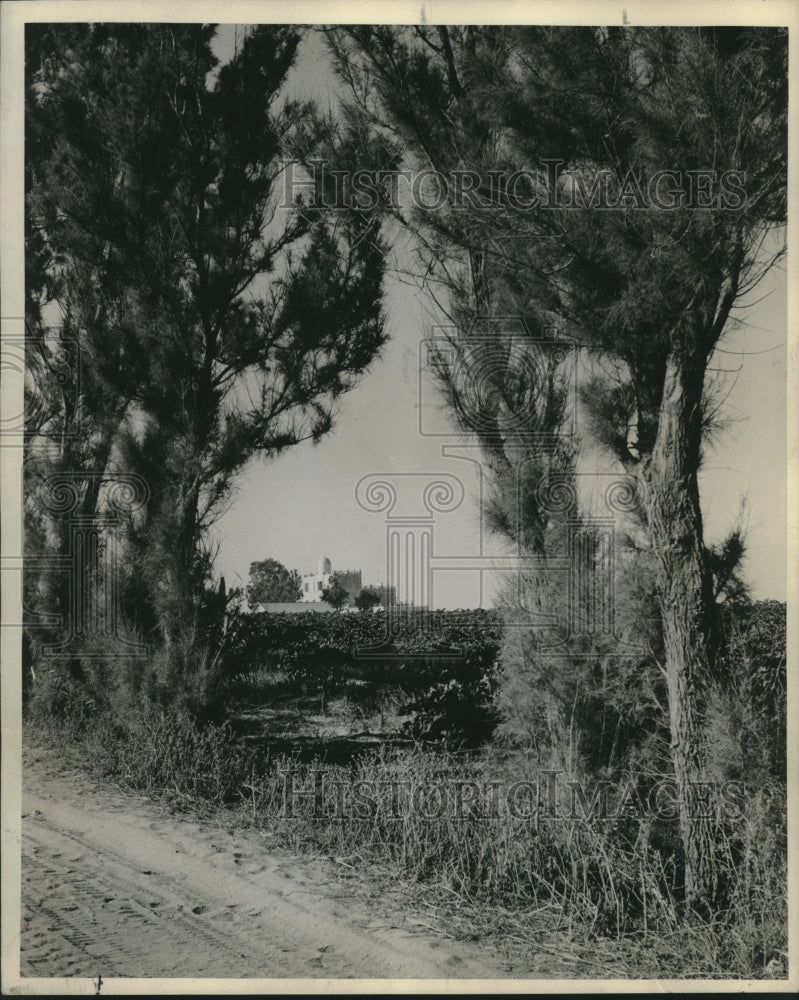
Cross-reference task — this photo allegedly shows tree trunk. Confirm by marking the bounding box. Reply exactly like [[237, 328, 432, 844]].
[[170, 477, 203, 639], [642, 340, 718, 910]]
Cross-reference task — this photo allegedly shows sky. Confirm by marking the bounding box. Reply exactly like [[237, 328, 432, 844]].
[[208, 26, 788, 607], [211, 260, 787, 607]]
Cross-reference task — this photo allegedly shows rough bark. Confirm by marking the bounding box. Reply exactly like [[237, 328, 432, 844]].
[[642, 331, 718, 909]]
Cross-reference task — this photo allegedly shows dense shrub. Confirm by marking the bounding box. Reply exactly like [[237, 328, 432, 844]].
[[712, 600, 786, 780], [24, 575, 232, 726], [222, 609, 503, 742]]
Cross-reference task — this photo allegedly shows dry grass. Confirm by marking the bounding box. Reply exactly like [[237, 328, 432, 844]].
[[24, 700, 788, 981]]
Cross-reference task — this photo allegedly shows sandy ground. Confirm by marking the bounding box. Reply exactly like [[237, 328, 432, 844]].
[[17, 742, 517, 981]]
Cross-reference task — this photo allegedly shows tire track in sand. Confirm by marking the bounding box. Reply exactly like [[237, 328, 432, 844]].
[[20, 751, 513, 980]]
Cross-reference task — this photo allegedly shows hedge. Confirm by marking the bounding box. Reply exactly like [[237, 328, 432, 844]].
[[222, 608, 504, 744]]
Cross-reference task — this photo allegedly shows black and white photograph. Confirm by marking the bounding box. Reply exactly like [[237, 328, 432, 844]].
[[1, 1, 795, 992]]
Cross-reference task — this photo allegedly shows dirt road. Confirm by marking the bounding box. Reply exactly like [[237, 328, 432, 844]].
[[18, 744, 514, 981]]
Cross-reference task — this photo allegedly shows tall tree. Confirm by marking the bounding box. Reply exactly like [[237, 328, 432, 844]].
[[246, 559, 302, 607], [327, 24, 786, 908], [25, 23, 390, 709]]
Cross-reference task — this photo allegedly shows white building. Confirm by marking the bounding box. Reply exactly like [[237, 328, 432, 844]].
[[301, 556, 362, 605], [301, 556, 334, 602]]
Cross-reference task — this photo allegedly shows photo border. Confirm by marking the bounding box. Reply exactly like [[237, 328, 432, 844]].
[[2, 1, 796, 994]]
